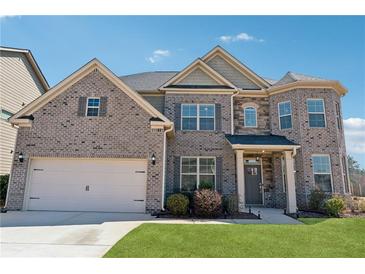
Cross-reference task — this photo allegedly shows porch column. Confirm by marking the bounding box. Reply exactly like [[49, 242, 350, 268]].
[[235, 150, 245, 212], [284, 150, 297, 213]]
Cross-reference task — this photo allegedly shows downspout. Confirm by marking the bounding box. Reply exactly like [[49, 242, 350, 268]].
[[161, 123, 174, 211], [230, 89, 240, 135]]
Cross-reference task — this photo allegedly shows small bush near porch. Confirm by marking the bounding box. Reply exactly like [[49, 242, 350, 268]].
[[104, 218, 365, 258]]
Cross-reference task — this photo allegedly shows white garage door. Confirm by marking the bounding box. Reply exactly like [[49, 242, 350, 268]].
[[25, 158, 147, 212]]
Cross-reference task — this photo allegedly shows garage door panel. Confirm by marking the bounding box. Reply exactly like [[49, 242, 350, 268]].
[[26, 158, 147, 212]]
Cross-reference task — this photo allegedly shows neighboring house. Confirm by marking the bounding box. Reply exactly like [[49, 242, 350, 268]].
[[6, 46, 350, 214], [0, 46, 49, 175]]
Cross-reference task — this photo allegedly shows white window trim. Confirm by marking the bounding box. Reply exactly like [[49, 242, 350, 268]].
[[181, 103, 215, 131], [180, 156, 216, 191], [243, 106, 257, 128], [278, 101, 292, 130], [312, 154, 333, 192], [86, 97, 101, 117], [307, 98, 327, 128]]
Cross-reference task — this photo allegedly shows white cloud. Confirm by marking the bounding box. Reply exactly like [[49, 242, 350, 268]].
[[219, 32, 264, 43], [147, 49, 170, 63], [344, 118, 365, 154]]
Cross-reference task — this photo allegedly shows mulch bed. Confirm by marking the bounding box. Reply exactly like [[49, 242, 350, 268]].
[[297, 210, 328, 218], [155, 211, 259, 219]]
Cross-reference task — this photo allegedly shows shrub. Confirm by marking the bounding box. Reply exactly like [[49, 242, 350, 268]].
[[0, 174, 9, 205], [222, 194, 238, 214], [359, 200, 365, 213], [198, 180, 214, 190], [166, 193, 189, 216], [308, 188, 326, 211], [193, 189, 222, 217], [325, 197, 345, 217]]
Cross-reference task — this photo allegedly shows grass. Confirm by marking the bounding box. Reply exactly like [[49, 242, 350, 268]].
[[103, 218, 365, 258]]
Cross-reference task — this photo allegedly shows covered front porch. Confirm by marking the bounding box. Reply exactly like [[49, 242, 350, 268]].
[[226, 134, 300, 214]]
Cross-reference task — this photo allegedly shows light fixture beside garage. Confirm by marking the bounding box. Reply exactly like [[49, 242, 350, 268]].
[[151, 153, 156, 165], [18, 152, 24, 163]]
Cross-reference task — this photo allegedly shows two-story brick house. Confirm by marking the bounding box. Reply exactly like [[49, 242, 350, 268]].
[[6, 46, 350, 214]]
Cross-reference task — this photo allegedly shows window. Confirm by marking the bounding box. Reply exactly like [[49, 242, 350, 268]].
[[181, 157, 215, 191], [181, 104, 215, 130], [1, 109, 13, 120], [244, 107, 257, 127], [86, 97, 100, 117], [342, 156, 349, 193], [278, 101, 292, 129], [281, 156, 287, 193], [312, 155, 332, 192], [335, 102, 342, 130], [307, 99, 326, 128]]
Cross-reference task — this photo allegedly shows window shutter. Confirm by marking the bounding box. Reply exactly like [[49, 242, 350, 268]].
[[173, 156, 181, 193], [77, 97, 87, 116], [215, 104, 222, 131], [216, 157, 223, 193], [99, 97, 108, 117], [175, 103, 181, 130]]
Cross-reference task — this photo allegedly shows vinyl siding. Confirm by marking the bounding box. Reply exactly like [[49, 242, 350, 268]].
[[206, 55, 260, 89], [0, 119, 17, 175], [0, 50, 45, 114], [178, 68, 220, 85], [0, 50, 45, 174], [142, 95, 165, 114]]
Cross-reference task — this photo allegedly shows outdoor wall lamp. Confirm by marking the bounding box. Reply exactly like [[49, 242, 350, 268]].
[[151, 153, 156, 165], [18, 152, 24, 163]]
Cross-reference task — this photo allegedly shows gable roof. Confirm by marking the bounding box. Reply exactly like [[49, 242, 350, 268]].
[[0, 46, 49, 91], [120, 71, 177, 92], [10, 58, 172, 127], [274, 71, 328, 86], [160, 58, 237, 90], [202, 46, 271, 89]]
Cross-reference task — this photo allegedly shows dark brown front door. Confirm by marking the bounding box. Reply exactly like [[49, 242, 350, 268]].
[[244, 165, 263, 205]]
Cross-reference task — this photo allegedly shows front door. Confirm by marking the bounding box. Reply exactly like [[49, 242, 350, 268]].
[[244, 164, 263, 205]]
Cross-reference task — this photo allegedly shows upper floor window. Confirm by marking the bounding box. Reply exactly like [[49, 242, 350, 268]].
[[307, 99, 326, 128], [244, 107, 257, 127], [278, 101, 292, 130], [86, 97, 100, 117], [181, 104, 215, 131], [335, 102, 342, 130], [312, 155, 332, 192], [181, 157, 216, 191]]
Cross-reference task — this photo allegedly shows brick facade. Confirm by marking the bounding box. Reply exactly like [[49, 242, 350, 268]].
[[7, 69, 165, 213], [164, 94, 236, 198], [269, 88, 349, 208], [6, 56, 349, 213]]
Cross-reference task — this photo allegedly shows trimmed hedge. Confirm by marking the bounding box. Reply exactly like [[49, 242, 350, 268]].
[[325, 197, 345, 217], [193, 189, 222, 217], [166, 193, 190, 216]]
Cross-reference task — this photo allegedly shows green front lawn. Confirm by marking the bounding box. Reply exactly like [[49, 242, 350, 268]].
[[104, 218, 365, 258]]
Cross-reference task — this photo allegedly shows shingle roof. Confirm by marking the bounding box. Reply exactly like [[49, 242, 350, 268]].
[[263, 77, 277, 85], [273, 71, 328, 86], [165, 84, 234, 89], [225, 134, 298, 146], [119, 71, 177, 91]]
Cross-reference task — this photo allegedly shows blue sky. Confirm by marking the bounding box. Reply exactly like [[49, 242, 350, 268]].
[[1, 16, 365, 167]]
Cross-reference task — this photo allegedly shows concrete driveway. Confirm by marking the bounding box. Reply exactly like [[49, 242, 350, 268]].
[[0, 211, 153, 257]]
